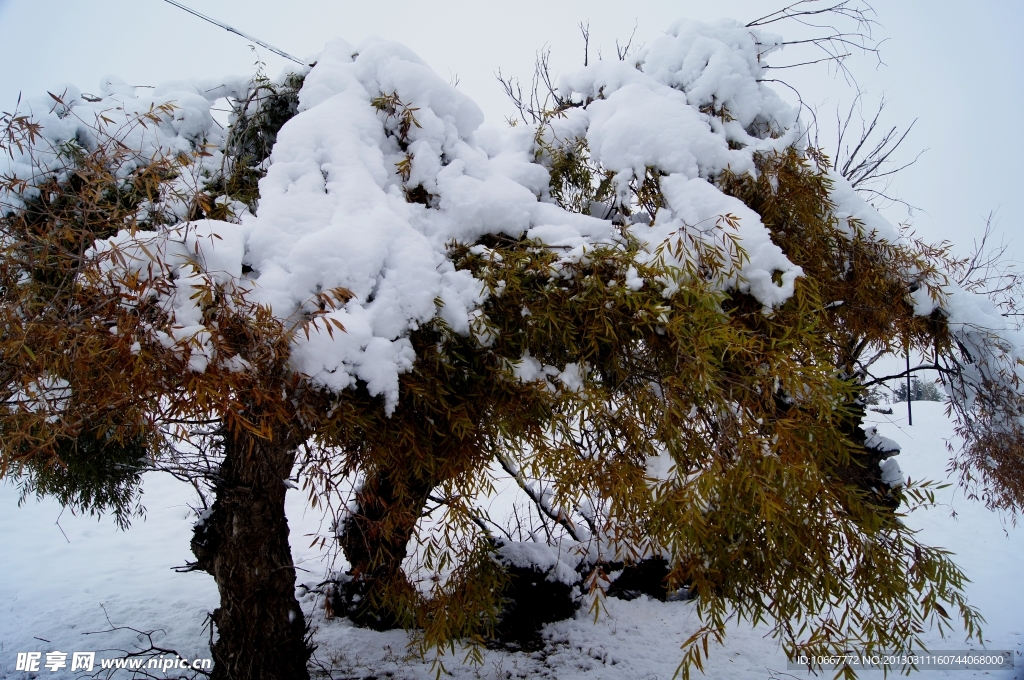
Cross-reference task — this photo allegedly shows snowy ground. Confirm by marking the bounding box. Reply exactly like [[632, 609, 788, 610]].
[[2, 401, 1021, 679]]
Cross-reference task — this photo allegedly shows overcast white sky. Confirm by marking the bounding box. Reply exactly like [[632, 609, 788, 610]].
[[1, 0, 1022, 261]]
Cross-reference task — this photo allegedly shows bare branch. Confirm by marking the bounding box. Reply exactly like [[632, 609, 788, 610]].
[[616, 23, 641, 61], [748, 1, 881, 88], [580, 21, 590, 68], [814, 89, 925, 214], [949, 212, 1024, 329], [496, 454, 582, 542], [862, 363, 950, 388]]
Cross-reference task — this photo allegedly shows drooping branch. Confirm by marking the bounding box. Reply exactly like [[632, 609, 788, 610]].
[[496, 454, 584, 542]]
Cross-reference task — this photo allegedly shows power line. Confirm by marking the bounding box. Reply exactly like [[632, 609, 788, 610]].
[[159, 0, 305, 65]]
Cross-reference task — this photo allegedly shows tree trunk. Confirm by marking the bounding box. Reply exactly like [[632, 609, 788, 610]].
[[336, 467, 433, 629], [835, 395, 901, 510], [191, 425, 310, 680]]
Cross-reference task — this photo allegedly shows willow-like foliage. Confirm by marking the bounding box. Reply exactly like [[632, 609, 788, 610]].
[[2, 75, 1006, 680]]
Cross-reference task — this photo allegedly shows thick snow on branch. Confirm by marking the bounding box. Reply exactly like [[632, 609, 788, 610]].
[[242, 38, 566, 408], [245, 22, 805, 407], [88, 219, 247, 373], [550, 20, 804, 308], [828, 165, 1024, 418], [1, 75, 249, 210], [8, 18, 1022, 416]]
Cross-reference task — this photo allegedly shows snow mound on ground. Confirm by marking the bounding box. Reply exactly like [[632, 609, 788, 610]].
[[494, 540, 582, 585]]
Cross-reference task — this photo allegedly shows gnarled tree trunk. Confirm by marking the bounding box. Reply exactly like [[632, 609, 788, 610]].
[[191, 424, 310, 680], [336, 464, 434, 629]]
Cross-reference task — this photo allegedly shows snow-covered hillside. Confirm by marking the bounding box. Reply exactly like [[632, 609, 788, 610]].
[[2, 401, 1021, 679]]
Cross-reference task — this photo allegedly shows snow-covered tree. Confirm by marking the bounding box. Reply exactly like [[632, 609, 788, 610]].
[[893, 377, 944, 403], [3, 13, 1022, 680]]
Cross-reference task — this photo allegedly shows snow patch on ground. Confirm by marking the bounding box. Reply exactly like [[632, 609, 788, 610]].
[[3, 402, 1022, 679]]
